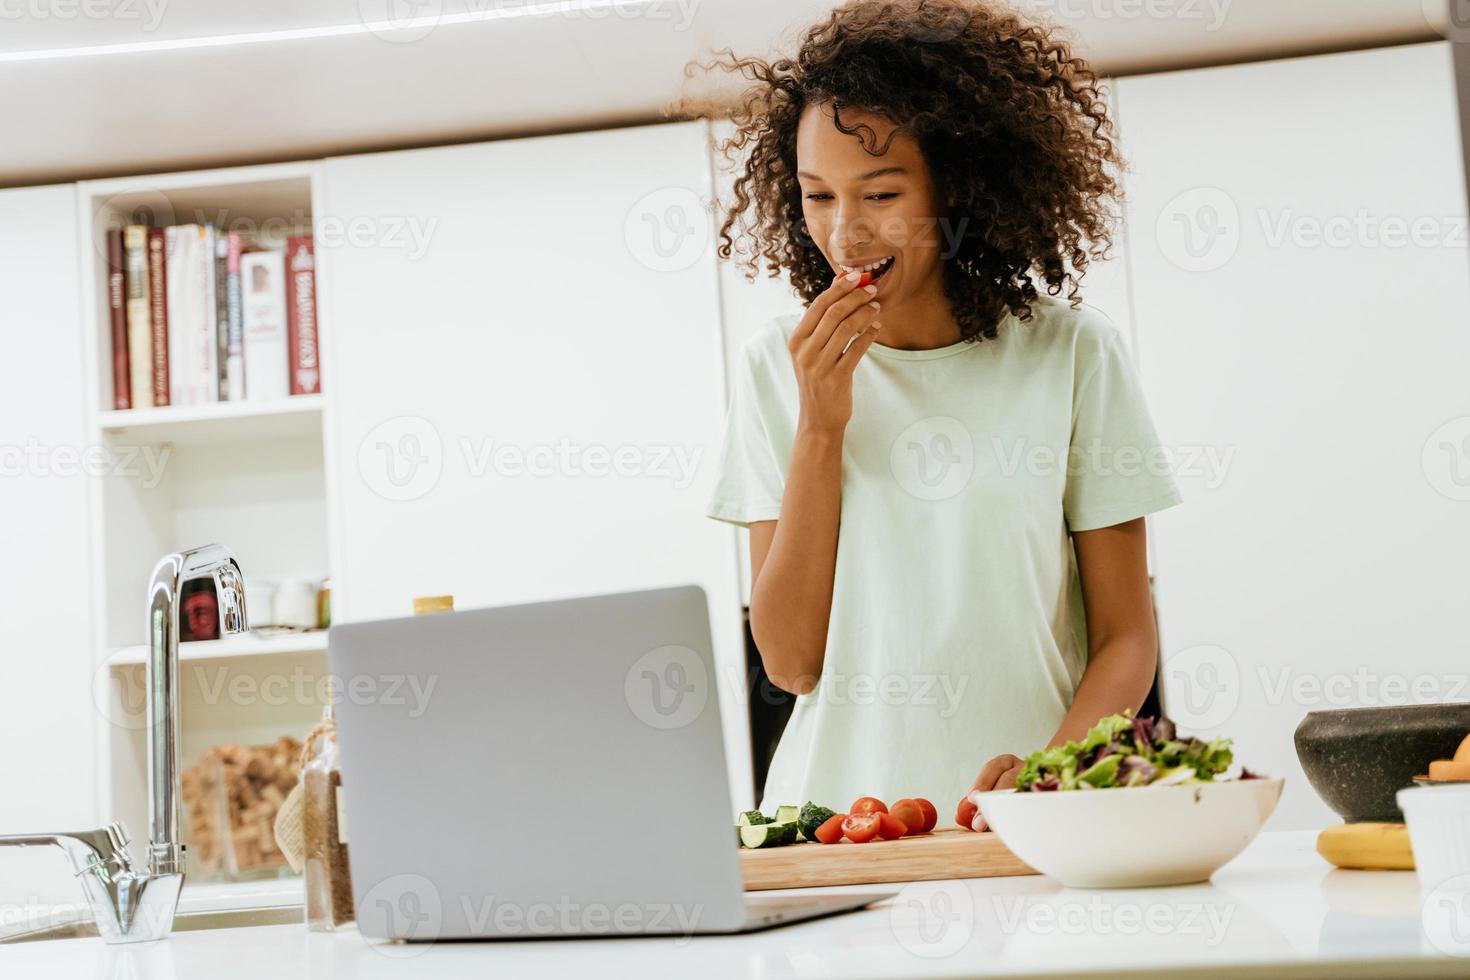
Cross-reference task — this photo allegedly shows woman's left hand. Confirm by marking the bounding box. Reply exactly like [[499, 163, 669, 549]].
[[966, 754, 1025, 831]]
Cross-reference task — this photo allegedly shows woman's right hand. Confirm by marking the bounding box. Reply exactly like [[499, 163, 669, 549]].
[[787, 271, 882, 435]]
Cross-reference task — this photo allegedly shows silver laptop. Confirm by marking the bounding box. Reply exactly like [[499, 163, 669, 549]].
[[329, 585, 887, 940]]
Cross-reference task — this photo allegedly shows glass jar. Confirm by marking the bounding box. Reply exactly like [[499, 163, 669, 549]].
[[302, 707, 353, 932]]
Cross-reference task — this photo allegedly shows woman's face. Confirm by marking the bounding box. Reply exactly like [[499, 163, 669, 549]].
[[795, 102, 949, 309]]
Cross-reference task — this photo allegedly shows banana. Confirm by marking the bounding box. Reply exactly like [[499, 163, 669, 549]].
[[1316, 822, 1415, 870]]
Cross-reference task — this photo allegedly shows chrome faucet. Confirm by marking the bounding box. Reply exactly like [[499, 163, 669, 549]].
[[0, 545, 248, 943], [145, 545, 249, 882]]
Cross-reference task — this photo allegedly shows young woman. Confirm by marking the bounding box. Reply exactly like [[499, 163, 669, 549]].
[[698, 0, 1182, 822]]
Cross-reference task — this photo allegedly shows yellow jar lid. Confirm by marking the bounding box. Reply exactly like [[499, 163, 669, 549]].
[[412, 595, 455, 615]]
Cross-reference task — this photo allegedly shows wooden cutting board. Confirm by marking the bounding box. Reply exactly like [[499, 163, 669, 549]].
[[740, 825, 1037, 891]]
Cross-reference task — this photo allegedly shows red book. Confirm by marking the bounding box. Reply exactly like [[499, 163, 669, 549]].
[[106, 228, 131, 410], [147, 227, 171, 407], [285, 235, 320, 395]]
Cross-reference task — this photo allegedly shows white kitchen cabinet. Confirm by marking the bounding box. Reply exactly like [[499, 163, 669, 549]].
[[709, 121, 805, 607], [1115, 42, 1470, 828], [321, 121, 752, 806], [0, 185, 98, 908]]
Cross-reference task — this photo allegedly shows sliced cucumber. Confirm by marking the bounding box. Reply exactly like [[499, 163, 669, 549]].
[[740, 820, 799, 849], [773, 805, 800, 825], [737, 810, 770, 827]]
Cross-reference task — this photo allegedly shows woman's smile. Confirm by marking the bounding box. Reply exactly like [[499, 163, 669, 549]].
[[836, 254, 897, 295]]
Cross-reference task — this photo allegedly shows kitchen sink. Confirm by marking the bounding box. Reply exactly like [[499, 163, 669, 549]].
[[0, 904, 303, 944]]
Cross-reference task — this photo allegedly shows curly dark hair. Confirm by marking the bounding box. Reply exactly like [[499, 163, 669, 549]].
[[682, 0, 1124, 342]]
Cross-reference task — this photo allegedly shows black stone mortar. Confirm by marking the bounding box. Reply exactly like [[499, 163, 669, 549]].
[[1294, 703, 1470, 823]]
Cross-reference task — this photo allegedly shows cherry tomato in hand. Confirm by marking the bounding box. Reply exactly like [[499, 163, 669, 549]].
[[956, 797, 979, 831]]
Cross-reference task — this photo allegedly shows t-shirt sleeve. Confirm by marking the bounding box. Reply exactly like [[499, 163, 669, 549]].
[[1063, 324, 1183, 532], [706, 340, 786, 527]]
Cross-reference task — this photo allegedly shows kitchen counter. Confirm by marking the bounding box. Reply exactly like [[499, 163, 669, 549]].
[[0, 875, 304, 942], [5, 831, 1468, 978]]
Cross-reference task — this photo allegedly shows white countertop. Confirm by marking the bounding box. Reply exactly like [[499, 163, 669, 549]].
[[5, 831, 1469, 978], [0, 875, 304, 942]]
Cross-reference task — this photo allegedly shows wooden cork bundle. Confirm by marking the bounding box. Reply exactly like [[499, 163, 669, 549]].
[[181, 736, 303, 874]]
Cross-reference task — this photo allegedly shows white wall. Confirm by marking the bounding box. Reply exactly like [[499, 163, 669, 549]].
[[1116, 41, 1470, 828], [0, 184, 98, 912], [709, 121, 807, 607], [322, 120, 755, 808]]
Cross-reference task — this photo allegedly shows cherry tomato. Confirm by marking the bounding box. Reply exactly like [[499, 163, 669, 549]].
[[814, 814, 847, 845], [856, 270, 873, 287], [850, 797, 888, 817], [841, 813, 881, 844], [890, 799, 925, 836], [877, 812, 908, 840], [956, 797, 978, 831], [914, 798, 939, 834]]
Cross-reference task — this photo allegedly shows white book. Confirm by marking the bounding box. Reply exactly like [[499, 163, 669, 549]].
[[241, 249, 289, 402], [165, 226, 183, 406], [165, 224, 219, 406], [199, 224, 219, 403]]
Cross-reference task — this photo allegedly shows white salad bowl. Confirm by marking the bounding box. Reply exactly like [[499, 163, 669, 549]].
[[976, 777, 1284, 888]]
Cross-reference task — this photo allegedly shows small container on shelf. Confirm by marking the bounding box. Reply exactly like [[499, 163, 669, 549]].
[[317, 578, 332, 629], [273, 577, 320, 629], [412, 594, 454, 615], [243, 577, 278, 626]]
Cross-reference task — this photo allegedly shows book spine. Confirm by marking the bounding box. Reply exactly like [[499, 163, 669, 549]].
[[241, 250, 289, 401], [215, 228, 230, 400], [165, 224, 219, 406], [198, 224, 219, 404], [147, 227, 170, 407], [165, 226, 186, 405], [123, 225, 152, 410], [224, 232, 245, 402], [106, 228, 131, 410], [285, 235, 320, 396]]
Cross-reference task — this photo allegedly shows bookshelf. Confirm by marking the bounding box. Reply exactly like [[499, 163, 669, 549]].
[[97, 394, 324, 446], [106, 629, 329, 668], [75, 161, 332, 880]]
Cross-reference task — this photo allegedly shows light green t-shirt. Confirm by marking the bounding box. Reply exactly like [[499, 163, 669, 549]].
[[706, 294, 1183, 812]]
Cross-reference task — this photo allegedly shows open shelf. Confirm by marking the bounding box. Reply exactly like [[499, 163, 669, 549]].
[[75, 161, 335, 859], [107, 629, 328, 668], [97, 394, 322, 446]]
